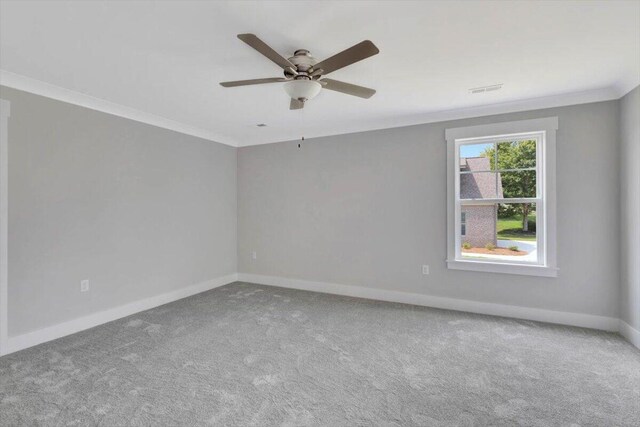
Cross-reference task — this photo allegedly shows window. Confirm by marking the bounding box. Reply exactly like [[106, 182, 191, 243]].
[[446, 118, 558, 277]]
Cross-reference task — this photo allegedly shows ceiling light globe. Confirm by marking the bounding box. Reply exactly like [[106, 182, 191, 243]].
[[284, 80, 322, 101]]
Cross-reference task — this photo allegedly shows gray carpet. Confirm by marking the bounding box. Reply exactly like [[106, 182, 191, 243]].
[[1, 282, 638, 426]]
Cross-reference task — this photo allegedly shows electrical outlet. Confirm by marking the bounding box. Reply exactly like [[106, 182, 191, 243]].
[[252, 251, 257, 260], [80, 279, 90, 292], [422, 265, 429, 275]]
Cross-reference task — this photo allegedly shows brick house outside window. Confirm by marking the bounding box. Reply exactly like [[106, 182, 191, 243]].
[[459, 157, 503, 247]]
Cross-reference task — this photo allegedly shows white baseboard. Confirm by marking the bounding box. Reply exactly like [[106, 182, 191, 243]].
[[237, 273, 620, 332], [619, 320, 640, 349], [4, 273, 634, 357], [4, 273, 238, 355]]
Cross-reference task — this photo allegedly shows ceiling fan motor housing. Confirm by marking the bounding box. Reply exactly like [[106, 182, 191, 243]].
[[284, 49, 318, 79]]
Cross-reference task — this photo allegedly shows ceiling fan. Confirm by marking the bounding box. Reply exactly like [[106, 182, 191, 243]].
[[220, 34, 379, 109]]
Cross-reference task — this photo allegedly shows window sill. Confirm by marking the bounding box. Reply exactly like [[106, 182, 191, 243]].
[[446, 259, 558, 277]]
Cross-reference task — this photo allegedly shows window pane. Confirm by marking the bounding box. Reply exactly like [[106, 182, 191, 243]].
[[461, 203, 536, 261], [498, 170, 536, 199], [460, 172, 498, 199], [461, 211, 466, 235], [497, 140, 536, 170], [459, 143, 494, 170]]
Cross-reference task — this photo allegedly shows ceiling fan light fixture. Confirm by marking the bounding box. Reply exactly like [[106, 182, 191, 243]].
[[284, 80, 322, 102]]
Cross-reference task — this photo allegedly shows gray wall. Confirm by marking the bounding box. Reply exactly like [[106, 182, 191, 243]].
[[620, 86, 640, 330], [1, 84, 629, 337], [238, 100, 620, 318], [1, 86, 237, 336]]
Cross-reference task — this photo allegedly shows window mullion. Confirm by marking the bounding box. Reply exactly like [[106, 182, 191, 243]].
[[459, 197, 540, 205], [460, 167, 536, 174]]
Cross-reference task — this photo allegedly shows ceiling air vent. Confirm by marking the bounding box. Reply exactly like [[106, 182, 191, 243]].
[[469, 84, 503, 94]]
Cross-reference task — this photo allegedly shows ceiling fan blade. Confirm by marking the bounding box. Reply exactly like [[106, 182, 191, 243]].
[[321, 79, 376, 99], [313, 40, 379, 75], [290, 98, 304, 110], [237, 34, 296, 71], [220, 77, 288, 87]]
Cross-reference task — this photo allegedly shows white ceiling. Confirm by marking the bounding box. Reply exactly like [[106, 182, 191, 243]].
[[1, 0, 638, 147]]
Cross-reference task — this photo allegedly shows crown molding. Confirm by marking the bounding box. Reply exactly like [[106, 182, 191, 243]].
[[236, 86, 622, 147], [0, 70, 239, 147], [1, 70, 628, 149]]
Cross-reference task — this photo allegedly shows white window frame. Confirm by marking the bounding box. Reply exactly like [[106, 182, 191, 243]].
[[445, 117, 558, 277]]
